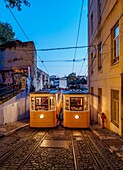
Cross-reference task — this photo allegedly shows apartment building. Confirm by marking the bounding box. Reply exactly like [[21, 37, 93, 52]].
[[88, 0, 123, 136], [37, 68, 49, 90]]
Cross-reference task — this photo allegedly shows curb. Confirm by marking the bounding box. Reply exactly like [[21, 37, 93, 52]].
[[0, 123, 29, 138]]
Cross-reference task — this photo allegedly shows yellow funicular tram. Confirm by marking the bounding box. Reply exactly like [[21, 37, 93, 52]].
[[62, 90, 90, 128], [30, 89, 62, 127]]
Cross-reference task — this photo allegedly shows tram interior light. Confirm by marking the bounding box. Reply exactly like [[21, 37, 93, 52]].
[[75, 115, 79, 119], [40, 114, 44, 119]]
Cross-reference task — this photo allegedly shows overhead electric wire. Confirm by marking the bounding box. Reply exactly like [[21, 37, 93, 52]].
[[3, 0, 50, 74], [79, 58, 86, 75], [41, 60, 49, 74], [4, 0, 29, 41], [72, 0, 84, 73], [83, 0, 109, 77], [0, 45, 97, 51], [37, 59, 86, 62], [85, 13, 123, 77], [78, 50, 88, 75]]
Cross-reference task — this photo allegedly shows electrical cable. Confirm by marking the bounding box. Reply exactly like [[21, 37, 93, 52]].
[[85, 13, 123, 77], [3, 0, 50, 75], [37, 59, 86, 62], [4, 0, 29, 41], [72, 0, 84, 73]]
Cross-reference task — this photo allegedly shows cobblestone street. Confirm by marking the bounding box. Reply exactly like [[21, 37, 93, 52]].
[[0, 122, 123, 169]]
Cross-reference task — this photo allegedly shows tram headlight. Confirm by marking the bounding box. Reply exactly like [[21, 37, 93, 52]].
[[40, 114, 45, 119], [75, 115, 79, 119]]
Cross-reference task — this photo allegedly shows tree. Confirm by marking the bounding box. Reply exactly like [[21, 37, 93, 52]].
[[4, 0, 30, 11], [0, 22, 15, 45], [67, 72, 76, 86]]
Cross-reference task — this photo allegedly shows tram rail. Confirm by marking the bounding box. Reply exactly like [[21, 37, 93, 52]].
[[71, 129, 119, 170], [17, 130, 48, 170], [71, 130, 80, 170], [81, 130, 114, 170], [0, 127, 123, 169], [0, 127, 38, 159], [0, 129, 48, 169]]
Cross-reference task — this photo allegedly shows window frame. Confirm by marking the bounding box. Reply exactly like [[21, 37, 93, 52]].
[[111, 90, 119, 127], [98, 42, 102, 70], [111, 23, 120, 64], [91, 12, 93, 35], [35, 96, 48, 111]]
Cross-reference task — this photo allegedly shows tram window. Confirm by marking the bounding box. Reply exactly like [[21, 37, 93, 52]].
[[35, 97, 48, 111], [31, 97, 35, 110], [50, 97, 55, 110], [65, 98, 69, 110], [70, 97, 83, 111], [84, 97, 88, 110]]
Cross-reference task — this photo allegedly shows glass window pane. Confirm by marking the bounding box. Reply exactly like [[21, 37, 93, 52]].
[[35, 97, 48, 111], [70, 97, 83, 111], [111, 90, 119, 127], [114, 26, 119, 37]]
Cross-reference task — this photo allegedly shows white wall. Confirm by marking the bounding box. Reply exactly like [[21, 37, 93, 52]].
[[0, 90, 29, 125]]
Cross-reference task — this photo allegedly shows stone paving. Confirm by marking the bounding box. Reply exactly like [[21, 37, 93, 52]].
[[0, 120, 123, 160], [90, 124, 123, 160], [0, 119, 29, 137]]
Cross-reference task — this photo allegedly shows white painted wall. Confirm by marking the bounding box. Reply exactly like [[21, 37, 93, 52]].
[[0, 90, 29, 125]]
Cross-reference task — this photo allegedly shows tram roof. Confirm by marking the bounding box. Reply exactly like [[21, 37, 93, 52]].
[[32, 89, 61, 94], [62, 89, 89, 95]]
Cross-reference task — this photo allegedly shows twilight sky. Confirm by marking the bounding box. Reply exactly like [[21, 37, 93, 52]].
[[0, 0, 88, 77]]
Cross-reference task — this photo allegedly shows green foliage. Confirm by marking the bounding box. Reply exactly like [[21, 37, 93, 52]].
[[0, 22, 15, 45], [67, 72, 76, 83], [5, 0, 30, 11], [67, 72, 87, 87]]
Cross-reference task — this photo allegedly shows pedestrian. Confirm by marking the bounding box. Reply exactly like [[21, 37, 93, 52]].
[[58, 109, 63, 125]]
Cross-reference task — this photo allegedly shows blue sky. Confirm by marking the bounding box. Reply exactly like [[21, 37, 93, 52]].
[[0, 0, 88, 77]]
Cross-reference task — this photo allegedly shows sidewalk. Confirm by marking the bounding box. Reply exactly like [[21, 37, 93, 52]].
[[0, 120, 123, 160], [0, 119, 29, 138], [90, 124, 123, 160]]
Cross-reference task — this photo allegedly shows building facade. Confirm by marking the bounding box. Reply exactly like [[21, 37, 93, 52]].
[[0, 40, 49, 91], [88, 0, 123, 136], [50, 75, 67, 89], [37, 68, 49, 90]]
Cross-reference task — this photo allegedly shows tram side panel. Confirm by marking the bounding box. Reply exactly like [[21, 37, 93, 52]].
[[63, 93, 90, 128], [30, 93, 58, 127]]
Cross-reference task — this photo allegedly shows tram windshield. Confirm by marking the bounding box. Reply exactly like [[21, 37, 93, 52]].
[[35, 97, 48, 110], [70, 97, 83, 111], [69, 97, 89, 111]]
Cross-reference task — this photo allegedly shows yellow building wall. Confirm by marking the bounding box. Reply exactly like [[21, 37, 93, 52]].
[[88, 0, 123, 135]]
